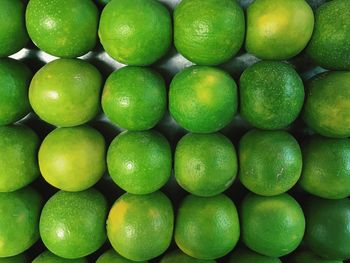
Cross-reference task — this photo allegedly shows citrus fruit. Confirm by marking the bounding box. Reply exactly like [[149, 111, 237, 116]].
[[107, 191, 174, 261], [169, 66, 237, 133], [38, 126, 106, 191], [287, 249, 343, 263], [306, 0, 350, 70], [173, 0, 245, 65], [0, 58, 32, 126], [25, 0, 99, 58], [175, 194, 240, 260], [174, 133, 237, 197], [32, 251, 88, 263], [107, 130, 171, 194], [241, 193, 305, 257], [102, 66, 166, 131], [229, 247, 281, 263], [304, 196, 350, 260], [29, 59, 102, 127], [239, 129, 302, 196], [0, 254, 27, 263], [245, 0, 314, 60], [299, 136, 350, 199], [0, 125, 39, 192], [0, 0, 28, 57], [302, 71, 350, 138], [96, 249, 148, 263], [39, 189, 108, 259], [160, 249, 216, 263], [0, 187, 42, 257], [98, 0, 171, 65], [239, 61, 304, 130]]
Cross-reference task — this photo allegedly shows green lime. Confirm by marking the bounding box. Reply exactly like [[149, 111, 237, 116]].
[[241, 193, 305, 257], [287, 249, 343, 263], [174, 0, 245, 65], [229, 247, 281, 263], [239, 61, 304, 130], [0, 253, 27, 263], [160, 249, 216, 263], [169, 66, 237, 133], [107, 130, 171, 194], [0, 187, 42, 257], [98, 0, 171, 66], [29, 59, 102, 127], [174, 133, 237, 197], [39, 126, 106, 191], [39, 189, 108, 259], [96, 249, 148, 263], [299, 136, 350, 199], [0, 125, 39, 192], [102, 66, 166, 131], [0, 0, 28, 57], [239, 129, 302, 196], [107, 191, 174, 261], [175, 194, 240, 260], [304, 196, 350, 260], [32, 251, 87, 263], [302, 71, 350, 138], [245, 0, 314, 60], [306, 0, 350, 70], [25, 0, 98, 58]]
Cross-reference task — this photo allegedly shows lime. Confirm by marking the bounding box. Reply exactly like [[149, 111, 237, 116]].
[[245, 0, 314, 60], [32, 251, 87, 263], [107, 191, 174, 261], [174, 0, 245, 65], [287, 249, 343, 263], [0, 125, 39, 192], [174, 133, 237, 197], [306, 0, 350, 70], [241, 193, 305, 257], [25, 0, 98, 58], [39, 189, 108, 259], [175, 194, 240, 260], [304, 196, 350, 260], [0, 253, 27, 263], [107, 130, 171, 194], [239, 61, 304, 130], [239, 129, 302, 196], [169, 66, 237, 133], [98, 0, 171, 65], [96, 249, 148, 263], [0, 187, 42, 257], [0, 0, 28, 57], [29, 59, 102, 127], [38, 126, 106, 191], [302, 71, 350, 138], [160, 249, 216, 263], [229, 247, 281, 263], [102, 66, 166, 131]]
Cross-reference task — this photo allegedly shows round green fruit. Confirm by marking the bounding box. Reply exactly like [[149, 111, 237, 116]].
[[229, 247, 282, 263], [161, 249, 216, 263], [96, 249, 148, 263], [0, 253, 27, 263], [32, 251, 88, 263], [287, 249, 343, 263]]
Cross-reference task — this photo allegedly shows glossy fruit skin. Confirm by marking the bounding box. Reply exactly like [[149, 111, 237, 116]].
[[241, 193, 305, 257], [32, 251, 88, 263], [0, 125, 40, 192], [169, 66, 237, 133], [0, 0, 28, 57], [229, 247, 282, 263], [96, 249, 148, 263], [29, 59, 102, 127], [0, 59, 32, 125], [240, 61, 304, 130], [39, 126, 106, 191], [174, 0, 245, 65], [0, 253, 27, 263], [25, 0, 98, 58], [107, 130, 171, 194], [287, 250, 343, 263], [107, 191, 174, 261], [239, 130, 302, 196], [245, 0, 314, 60], [102, 67, 166, 131], [39, 189, 108, 259], [0, 187, 42, 257], [161, 249, 216, 263], [306, 0, 350, 70], [175, 133, 237, 197], [175, 194, 240, 260], [99, 0, 172, 66], [302, 71, 350, 138]]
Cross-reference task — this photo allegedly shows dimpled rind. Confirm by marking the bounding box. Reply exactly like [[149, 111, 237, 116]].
[[229, 247, 282, 263], [32, 251, 88, 263], [96, 249, 148, 263], [161, 249, 217, 263]]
